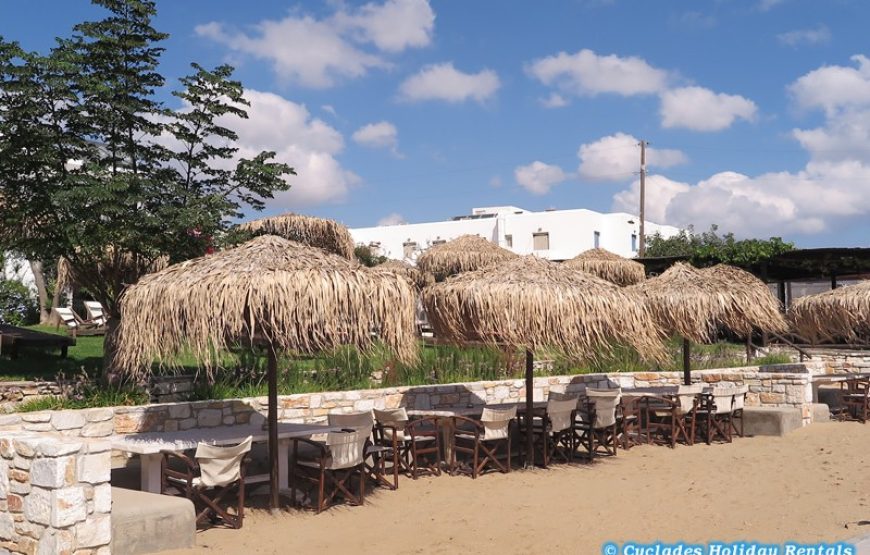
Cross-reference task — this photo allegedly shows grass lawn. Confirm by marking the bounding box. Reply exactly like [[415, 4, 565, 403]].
[[0, 325, 104, 381]]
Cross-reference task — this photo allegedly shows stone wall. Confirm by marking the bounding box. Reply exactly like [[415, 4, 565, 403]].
[[0, 363, 823, 437], [0, 382, 68, 414], [0, 432, 111, 554], [765, 346, 870, 373]]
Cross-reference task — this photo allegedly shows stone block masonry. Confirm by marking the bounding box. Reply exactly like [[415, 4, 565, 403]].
[[0, 432, 111, 554]]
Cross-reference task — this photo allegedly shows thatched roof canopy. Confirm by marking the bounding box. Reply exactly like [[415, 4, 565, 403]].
[[790, 280, 870, 342], [422, 256, 666, 361], [238, 213, 355, 259], [563, 248, 646, 286], [371, 259, 434, 290], [416, 235, 517, 281], [631, 262, 787, 343], [116, 235, 418, 377]]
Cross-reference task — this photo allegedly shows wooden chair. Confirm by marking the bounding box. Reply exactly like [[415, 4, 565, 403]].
[[373, 408, 440, 485], [83, 300, 108, 326], [451, 406, 516, 478], [518, 397, 577, 467], [575, 388, 621, 457], [327, 411, 393, 490], [290, 430, 369, 513], [641, 384, 701, 448], [696, 386, 735, 444], [53, 306, 104, 336], [161, 436, 252, 529], [840, 378, 870, 423]]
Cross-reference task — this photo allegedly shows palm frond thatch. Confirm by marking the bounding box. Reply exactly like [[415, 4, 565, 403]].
[[563, 248, 646, 286], [631, 262, 787, 342], [116, 235, 418, 378], [422, 255, 667, 362], [790, 280, 870, 342], [56, 251, 169, 296], [416, 235, 517, 281], [370, 259, 434, 290], [238, 213, 355, 259]]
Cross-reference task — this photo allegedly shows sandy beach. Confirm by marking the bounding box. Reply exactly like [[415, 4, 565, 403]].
[[167, 421, 870, 554]]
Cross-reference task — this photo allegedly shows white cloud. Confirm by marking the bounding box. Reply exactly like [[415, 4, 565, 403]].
[[398, 62, 500, 103], [526, 49, 669, 97], [489, 176, 503, 188], [659, 86, 758, 131], [608, 55, 870, 237], [540, 93, 568, 108], [788, 54, 870, 115], [577, 132, 687, 181], [612, 174, 691, 224], [377, 212, 407, 226], [777, 25, 831, 47], [514, 161, 569, 195], [195, 0, 434, 88], [321, 104, 338, 117], [156, 89, 359, 208], [758, 0, 787, 11], [352, 121, 401, 157]]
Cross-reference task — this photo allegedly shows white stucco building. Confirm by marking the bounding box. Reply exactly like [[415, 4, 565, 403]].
[[351, 206, 680, 262]]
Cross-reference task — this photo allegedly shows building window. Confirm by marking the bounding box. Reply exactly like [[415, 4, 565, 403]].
[[431, 239, 446, 246], [505, 234, 513, 248], [402, 241, 418, 259], [533, 232, 549, 251], [631, 233, 637, 252], [593, 231, 600, 248]]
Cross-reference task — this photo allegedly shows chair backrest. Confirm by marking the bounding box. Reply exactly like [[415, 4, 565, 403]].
[[546, 398, 576, 433], [709, 387, 735, 415], [676, 384, 704, 414], [54, 307, 79, 328], [732, 384, 749, 411], [373, 407, 408, 427], [548, 390, 581, 403], [480, 406, 516, 441], [194, 436, 252, 488], [328, 411, 374, 437], [586, 388, 621, 428], [324, 430, 368, 470], [83, 301, 106, 326]]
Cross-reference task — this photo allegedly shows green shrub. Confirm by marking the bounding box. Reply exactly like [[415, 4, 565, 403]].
[[0, 278, 38, 326]]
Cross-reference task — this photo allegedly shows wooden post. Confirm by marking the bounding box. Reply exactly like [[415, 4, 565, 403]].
[[682, 338, 691, 386], [745, 335, 753, 363], [525, 349, 535, 468], [267, 347, 280, 512]]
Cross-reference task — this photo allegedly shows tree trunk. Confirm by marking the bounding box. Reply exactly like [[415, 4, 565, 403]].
[[29, 260, 51, 324], [48, 274, 63, 326], [102, 315, 123, 384]]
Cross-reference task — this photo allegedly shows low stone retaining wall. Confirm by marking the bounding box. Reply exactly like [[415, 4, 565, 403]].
[[0, 363, 824, 437], [0, 432, 111, 554], [0, 381, 68, 413]]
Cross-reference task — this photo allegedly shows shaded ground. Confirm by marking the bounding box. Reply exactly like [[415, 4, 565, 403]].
[[167, 421, 870, 555]]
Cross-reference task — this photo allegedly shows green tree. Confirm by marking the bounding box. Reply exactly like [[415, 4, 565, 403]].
[[0, 0, 292, 373], [645, 225, 795, 267], [354, 245, 388, 267]]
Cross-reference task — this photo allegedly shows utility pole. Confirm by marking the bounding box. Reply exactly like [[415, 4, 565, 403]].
[[638, 140, 647, 257]]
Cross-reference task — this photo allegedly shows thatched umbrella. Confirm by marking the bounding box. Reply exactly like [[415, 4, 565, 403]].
[[371, 259, 434, 290], [563, 248, 646, 286], [422, 255, 666, 466], [790, 280, 870, 342], [631, 262, 787, 384], [416, 235, 517, 281], [116, 235, 418, 509], [238, 212, 356, 260]]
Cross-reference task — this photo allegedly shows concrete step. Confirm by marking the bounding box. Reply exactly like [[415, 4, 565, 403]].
[[742, 406, 803, 437], [111, 487, 195, 555]]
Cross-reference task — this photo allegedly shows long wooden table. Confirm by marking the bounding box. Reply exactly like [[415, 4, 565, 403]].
[[110, 422, 340, 493], [0, 325, 75, 359]]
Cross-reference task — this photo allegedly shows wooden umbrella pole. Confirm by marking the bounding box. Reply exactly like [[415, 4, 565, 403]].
[[682, 338, 691, 386], [525, 349, 534, 468], [267, 347, 280, 512]]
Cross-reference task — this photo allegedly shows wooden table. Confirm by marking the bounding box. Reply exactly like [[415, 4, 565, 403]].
[[0, 325, 75, 359], [110, 422, 340, 493]]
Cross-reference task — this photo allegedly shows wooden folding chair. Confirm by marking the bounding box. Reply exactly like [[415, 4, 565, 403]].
[[161, 436, 252, 529], [291, 430, 369, 513], [83, 300, 108, 326], [575, 388, 621, 457], [373, 408, 440, 485], [840, 378, 870, 423], [451, 406, 516, 478], [641, 384, 701, 448], [518, 397, 577, 467], [327, 411, 396, 490], [697, 387, 735, 444], [731, 384, 749, 437]]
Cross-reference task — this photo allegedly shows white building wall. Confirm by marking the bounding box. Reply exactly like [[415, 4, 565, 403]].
[[2, 254, 36, 291], [350, 206, 679, 262]]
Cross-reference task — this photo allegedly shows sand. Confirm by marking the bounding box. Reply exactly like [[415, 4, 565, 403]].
[[168, 422, 870, 554]]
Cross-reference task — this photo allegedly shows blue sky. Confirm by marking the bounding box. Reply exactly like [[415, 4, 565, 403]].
[[3, 0, 870, 247]]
